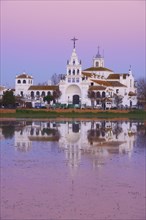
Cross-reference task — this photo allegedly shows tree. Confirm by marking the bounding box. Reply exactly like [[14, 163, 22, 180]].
[[43, 94, 53, 104], [114, 94, 123, 108], [88, 91, 95, 108], [52, 90, 62, 103], [2, 124, 15, 139], [137, 78, 146, 108], [15, 95, 25, 107], [2, 90, 15, 108], [51, 73, 65, 85]]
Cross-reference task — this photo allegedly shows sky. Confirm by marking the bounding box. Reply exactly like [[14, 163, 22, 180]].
[[1, 0, 145, 88]]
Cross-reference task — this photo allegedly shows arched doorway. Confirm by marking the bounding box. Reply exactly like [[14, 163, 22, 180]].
[[66, 85, 81, 105], [73, 95, 79, 105]]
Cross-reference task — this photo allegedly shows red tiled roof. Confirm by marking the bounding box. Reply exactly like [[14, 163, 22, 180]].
[[107, 74, 120, 79], [83, 66, 113, 72], [82, 72, 95, 77], [128, 91, 137, 96], [89, 86, 106, 91], [16, 73, 33, 79], [91, 80, 126, 87], [28, 85, 59, 90], [109, 81, 126, 87], [107, 73, 129, 79], [91, 80, 111, 86]]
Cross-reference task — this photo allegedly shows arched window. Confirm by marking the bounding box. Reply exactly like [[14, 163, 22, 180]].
[[96, 91, 101, 98], [102, 91, 105, 97], [31, 91, 34, 98], [36, 91, 40, 96], [30, 128, 34, 135], [41, 91, 45, 97], [36, 129, 39, 136], [101, 131, 105, 137], [77, 69, 79, 74], [68, 69, 71, 75], [17, 80, 21, 84], [96, 61, 99, 67], [23, 80, 26, 84], [73, 69, 75, 75], [73, 60, 75, 65], [47, 91, 51, 96]]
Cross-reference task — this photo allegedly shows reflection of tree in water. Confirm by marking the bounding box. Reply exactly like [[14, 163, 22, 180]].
[[137, 123, 146, 135], [29, 127, 60, 141], [136, 123, 146, 148], [87, 121, 124, 145], [112, 122, 123, 139], [87, 129, 105, 145], [88, 121, 110, 144], [2, 125, 15, 139], [42, 128, 59, 136], [0, 121, 26, 139]]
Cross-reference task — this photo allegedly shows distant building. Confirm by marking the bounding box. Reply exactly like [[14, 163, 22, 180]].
[[14, 38, 137, 108]]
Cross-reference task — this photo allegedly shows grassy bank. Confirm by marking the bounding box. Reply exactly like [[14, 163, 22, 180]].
[[0, 108, 146, 120]]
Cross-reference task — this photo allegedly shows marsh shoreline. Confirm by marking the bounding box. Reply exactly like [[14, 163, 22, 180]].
[[0, 108, 146, 120]]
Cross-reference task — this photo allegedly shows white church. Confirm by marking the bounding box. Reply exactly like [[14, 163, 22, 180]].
[[15, 38, 137, 109]]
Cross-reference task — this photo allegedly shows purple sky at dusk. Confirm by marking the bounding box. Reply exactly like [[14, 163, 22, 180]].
[[1, 0, 145, 88]]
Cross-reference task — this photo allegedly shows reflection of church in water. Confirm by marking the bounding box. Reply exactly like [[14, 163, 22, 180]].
[[14, 120, 138, 169]]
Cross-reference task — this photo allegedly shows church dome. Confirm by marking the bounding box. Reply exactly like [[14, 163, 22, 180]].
[[84, 66, 113, 72]]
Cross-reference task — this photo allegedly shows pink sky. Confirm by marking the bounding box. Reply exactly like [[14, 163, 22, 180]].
[[1, 0, 145, 87]]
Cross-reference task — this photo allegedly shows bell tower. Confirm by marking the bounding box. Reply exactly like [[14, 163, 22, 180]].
[[93, 46, 104, 67], [66, 37, 82, 77]]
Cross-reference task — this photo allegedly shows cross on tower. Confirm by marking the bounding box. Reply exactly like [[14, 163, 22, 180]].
[[71, 37, 78, 48]]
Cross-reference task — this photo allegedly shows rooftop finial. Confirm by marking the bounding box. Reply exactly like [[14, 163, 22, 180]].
[[98, 46, 100, 55], [129, 65, 132, 75], [96, 46, 102, 58], [71, 37, 78, 49], [129, 64, 132, 72]]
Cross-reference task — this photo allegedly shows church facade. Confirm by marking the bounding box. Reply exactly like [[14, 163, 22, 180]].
[[15, 39, 137, 109]]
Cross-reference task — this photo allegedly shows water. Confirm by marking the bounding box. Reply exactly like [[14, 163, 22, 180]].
[[0, 119, 146, 220]]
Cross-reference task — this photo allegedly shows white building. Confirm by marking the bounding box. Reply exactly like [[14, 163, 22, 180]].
[[15, 72, 33, 97], [14, 38, 137, 108], [59, 39, 137, 108]]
